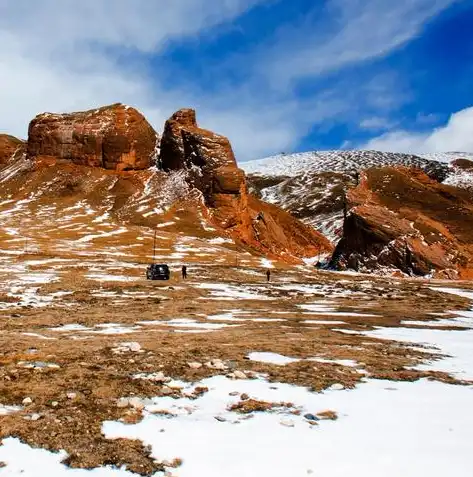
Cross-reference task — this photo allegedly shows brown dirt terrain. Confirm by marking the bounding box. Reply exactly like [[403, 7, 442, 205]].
[[1, 252, 472, 474], [1, 104, 473, 475]]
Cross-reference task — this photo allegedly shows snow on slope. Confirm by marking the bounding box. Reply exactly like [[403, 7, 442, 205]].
[[241, 150, 450, 178], [418, 151, 473, 163], [243, 150, 472, 245]]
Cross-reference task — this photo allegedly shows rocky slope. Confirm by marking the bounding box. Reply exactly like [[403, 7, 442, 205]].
[[0, 104, 331, 265], [158, 109, 332, 260], [330, 167, 473, 278], [0, 134, 25, 165], [243, 150, 472, 245]]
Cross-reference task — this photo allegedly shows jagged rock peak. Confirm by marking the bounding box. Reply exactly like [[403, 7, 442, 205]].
[[27, 103, 158, 172], [159, 108, 235, 173], [168, 108, 197, 127]]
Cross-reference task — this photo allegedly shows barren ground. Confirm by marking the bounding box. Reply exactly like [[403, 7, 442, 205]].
[[0, 190, 472, 476]]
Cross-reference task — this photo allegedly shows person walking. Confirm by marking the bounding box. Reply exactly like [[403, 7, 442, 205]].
[[266, 269, 271, 282], [182, 265, 187, 279]]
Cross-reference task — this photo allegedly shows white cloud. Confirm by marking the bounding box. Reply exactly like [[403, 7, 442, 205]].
[[0, 0, 268, 54], [0, 0, 460, 161], [360, 117, 397, 131], [363, 107, 473, 154], [257, 0, 457, 87]]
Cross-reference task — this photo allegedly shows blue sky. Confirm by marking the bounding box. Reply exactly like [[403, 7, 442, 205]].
[[1, 0, 473, 161]]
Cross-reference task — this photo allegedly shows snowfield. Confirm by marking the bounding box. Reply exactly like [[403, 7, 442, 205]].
[[1, 286, 473, 476], [240, 149, 453, 177]]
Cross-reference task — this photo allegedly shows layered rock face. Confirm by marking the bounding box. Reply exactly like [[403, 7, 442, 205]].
[[159, 109, 332, 260], [27, 104, 158, 171], [159, 109, 248, 228], [331, 167, 473, 278], [0, 134, 25, 165]]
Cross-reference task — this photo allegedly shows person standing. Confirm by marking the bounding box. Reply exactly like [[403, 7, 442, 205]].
[[266, 269, 271, 282], [182, 265, 187, 279]]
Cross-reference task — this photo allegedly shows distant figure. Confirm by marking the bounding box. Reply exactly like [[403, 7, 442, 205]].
[[182, 265, 188, 279], [266, 269, 271, 282]]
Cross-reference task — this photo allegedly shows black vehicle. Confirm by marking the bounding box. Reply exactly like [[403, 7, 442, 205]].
[[146, 263, 170, 280]]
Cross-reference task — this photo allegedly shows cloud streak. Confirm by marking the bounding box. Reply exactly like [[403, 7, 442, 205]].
[[363, 107, 473, 154], [0, 0, 464, 160]]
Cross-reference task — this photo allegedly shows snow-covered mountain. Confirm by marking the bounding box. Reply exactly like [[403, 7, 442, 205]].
[[242, 150, 473, 244], [241, 150, 455, 178]]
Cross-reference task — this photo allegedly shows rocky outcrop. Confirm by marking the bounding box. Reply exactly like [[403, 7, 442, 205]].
[[159, 109, 248, 228], [331, 167, 473, 278], [451, 158, 473, 171], [27, 103, 158, 171], [159, 109, 332, 261], [0, 134, 25, 165]]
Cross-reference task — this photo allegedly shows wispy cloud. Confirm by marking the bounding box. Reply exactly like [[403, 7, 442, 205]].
[[359, 117, 397, 131], [0, 0, 462, 160], [363, 106, 473, 153], [256, 0, 457, 88]]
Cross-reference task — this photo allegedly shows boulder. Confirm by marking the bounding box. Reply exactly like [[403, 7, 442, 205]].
[[27, 103, 158, 171]]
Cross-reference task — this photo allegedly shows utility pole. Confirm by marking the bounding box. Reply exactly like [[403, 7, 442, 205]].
[[153, 229, 157, 263]]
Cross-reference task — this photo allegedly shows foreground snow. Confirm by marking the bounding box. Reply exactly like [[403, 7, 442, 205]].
[[1, 287, 473, 476], [1, 377, 472, 477]]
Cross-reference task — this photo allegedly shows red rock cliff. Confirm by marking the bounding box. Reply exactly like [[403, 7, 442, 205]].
[[331, 167, 473, 278], [159, 109, 333, 261], [27, 103, 158, 171]]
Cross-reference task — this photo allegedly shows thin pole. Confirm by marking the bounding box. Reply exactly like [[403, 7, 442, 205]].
[[153, 229, 157, 263]]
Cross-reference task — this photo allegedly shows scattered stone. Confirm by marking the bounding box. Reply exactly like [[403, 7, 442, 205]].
[[229, 391, 239, 397], [134, 372, 171, 384], [188, 362, 202, 369], [193, 386, 208, 397], [240, 393, 249, 401], [66, 392, 77, 400], [304, 413, 319, 421], [30, 413, 42, 421], [205, 359, 227, 371], [116, 398, 130, 408], [233, 370, 247, 379], [317, 410, 338, 421], [161, 387, 174, 396], [113, 342, 142, 354], [51, 401, 59, 408], [214, 416, 227, 422], [329, 383, 344, 391], [280, 418, 295, 428], [128, 397, 145, 411], [22, 397, 33, 405]]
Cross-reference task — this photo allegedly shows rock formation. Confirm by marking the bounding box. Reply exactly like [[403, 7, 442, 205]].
[[451, 158, 473, 171], [159, 108, 332, 260], [27, 103, 158, 171], [331, 167, 473, 278], [0, 134, 25, 165]]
